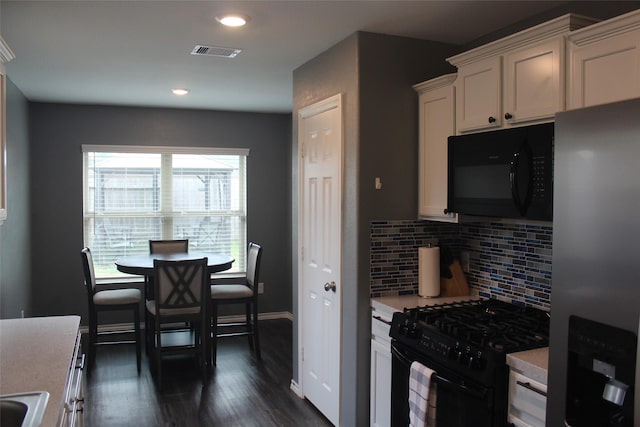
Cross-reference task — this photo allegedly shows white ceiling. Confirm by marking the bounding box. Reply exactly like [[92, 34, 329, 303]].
[[2, 1, 572, 113]]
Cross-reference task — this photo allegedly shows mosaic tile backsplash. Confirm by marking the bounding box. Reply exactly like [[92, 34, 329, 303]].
[[370, 219, 553, 311]]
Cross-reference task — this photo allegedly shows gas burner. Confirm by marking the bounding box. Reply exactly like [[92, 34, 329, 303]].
[[398, 298, 550, 354]]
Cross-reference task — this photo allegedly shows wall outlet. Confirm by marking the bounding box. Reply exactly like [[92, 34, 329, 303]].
[[258, 282, 264, 294], [461, 251, 470, 273]]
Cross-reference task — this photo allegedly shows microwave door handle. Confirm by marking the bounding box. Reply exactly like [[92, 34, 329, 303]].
[[510, 152, 524, 214], [510, 141, 533, 216]]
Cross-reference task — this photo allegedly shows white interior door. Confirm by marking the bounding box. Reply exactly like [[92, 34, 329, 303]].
[[299, 94, 342, 426]]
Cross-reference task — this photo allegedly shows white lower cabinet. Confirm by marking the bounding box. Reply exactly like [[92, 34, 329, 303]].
[[507, 370, 547, 427], [370, 338, 391, 427], [370, 312, 392, 427]]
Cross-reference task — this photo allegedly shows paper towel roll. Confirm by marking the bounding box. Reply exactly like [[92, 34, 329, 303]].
[[418, 246, 440, 298]]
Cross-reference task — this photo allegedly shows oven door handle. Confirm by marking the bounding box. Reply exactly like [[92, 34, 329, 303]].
[[432, 373, 488, 400], [391, 343, 413, 365], [392, 344, 488, 400]]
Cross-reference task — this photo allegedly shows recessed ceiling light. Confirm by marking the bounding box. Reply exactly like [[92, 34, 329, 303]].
[[215, 14, 249, 27], [172, 88, 189, 96]]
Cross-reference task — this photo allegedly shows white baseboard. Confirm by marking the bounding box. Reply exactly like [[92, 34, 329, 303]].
[[80, 311, 293, 334], [290, 379, 303, 398]]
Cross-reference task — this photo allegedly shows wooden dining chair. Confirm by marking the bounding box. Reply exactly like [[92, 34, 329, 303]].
[[145, 239, 190, 352], [81, 247, 142, 374], [210, 242, 262, 365], [146, 257, 210, 388], [149, 239, 189, 254]]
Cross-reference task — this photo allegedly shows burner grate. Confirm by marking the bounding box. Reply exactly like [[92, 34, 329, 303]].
[[403, 299, 549, 353]]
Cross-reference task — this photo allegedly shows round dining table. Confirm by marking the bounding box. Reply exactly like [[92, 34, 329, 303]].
[[115, 252, 235, 276]]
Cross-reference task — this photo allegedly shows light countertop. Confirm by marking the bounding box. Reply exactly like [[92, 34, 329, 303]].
[[0, 315, 81, 427], [372, 294, 480, 318], [506, 347, 549, 385]]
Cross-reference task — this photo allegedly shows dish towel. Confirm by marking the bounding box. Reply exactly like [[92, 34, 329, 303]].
[[408, 361, 436, 427]]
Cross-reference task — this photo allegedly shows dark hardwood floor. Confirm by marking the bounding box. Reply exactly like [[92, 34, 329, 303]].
[[84, 319, 332, 426]]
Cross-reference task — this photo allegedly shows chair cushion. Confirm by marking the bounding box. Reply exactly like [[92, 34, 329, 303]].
[[145, 300, 201, 316], [94, 288, 141, 305], [211, 284, 253, 300]]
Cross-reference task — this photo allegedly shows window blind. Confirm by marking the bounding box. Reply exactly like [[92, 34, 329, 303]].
[[83, 147, 247, 280]]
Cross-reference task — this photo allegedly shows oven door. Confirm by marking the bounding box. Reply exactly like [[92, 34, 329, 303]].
[[391, 340, 495, 427]]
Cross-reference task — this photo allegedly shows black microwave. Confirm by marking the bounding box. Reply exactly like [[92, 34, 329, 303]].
[[447, 122, 553, 221]]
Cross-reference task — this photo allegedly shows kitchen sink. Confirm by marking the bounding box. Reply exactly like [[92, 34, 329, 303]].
[[0, 392, 49, 427]]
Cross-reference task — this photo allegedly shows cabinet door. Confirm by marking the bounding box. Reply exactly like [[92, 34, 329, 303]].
[[418, 84, 457, 222], [370, 339, 392, 427], [505, 39, 563, 124], [456, 57, 502, 132], [569, 29, 640, 109]]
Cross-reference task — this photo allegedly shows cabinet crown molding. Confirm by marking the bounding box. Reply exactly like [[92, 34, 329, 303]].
[[0, 36, 15, 64], [413, 73, 457, 94], [447, 14, 598, 67], [568, 9, 640, 46]]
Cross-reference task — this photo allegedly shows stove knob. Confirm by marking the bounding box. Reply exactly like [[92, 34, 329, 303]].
[[466, 355, 475, 369], [468, 355, 483, 370], [460, 351, 471, 366], [400, 319, 412, 336], [408, 323, 420, 338]]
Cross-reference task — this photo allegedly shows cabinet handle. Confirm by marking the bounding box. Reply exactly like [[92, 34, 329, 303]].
[[504, 113, 513, 120], [373, 315, 392, 325], [516, 380, 547, 397], [488, 116, 496, 123]]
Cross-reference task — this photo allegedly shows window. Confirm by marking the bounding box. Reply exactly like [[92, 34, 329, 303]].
[[83, 145, 248, 279]]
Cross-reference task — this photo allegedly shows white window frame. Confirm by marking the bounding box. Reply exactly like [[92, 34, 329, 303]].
[[82, 145, 249, 280]]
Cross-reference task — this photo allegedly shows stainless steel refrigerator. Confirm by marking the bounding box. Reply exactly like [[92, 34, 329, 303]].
[[548, 98, 640, 426]]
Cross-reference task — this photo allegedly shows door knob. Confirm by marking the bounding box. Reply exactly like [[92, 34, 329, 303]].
[[504, 112, 513, 120], [324, 281, 336, 292]]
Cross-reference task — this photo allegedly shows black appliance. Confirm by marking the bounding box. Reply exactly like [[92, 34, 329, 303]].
[[389, 299, 550, 427], [565, 316, 637, 427], [447, 123, 554, 221]]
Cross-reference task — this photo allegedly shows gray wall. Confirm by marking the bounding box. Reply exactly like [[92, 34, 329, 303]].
[[292, 31, 457, 426], [28, 103, 291, 323], [292, 34, 359, 424], [0, 78, 31, 319], [464, 1, 640, 50]]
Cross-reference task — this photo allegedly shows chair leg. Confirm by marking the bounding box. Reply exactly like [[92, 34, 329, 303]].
[[201, 318, 208, 385], [88, 312, 98, 373], [134, 306, 141, 374], [211, 303, 218, 366], [144, 307, 151, 356], [245, 302, 253, 351], [155, 317, 162, 389], [252, 301, 261, 360]]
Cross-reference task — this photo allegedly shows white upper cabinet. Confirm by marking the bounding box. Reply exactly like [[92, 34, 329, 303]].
[[414, 74, 457, 223], [455, 57, 502, 131], [504, 39, 564, 125], [448, 14, 597, 134], [568, 9, 640, 109]]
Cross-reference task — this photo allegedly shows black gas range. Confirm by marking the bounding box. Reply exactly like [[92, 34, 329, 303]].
[[389, 298, 550, 427]]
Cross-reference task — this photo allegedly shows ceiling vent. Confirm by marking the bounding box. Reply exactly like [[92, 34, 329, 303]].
[[191, 45, 242, 58]]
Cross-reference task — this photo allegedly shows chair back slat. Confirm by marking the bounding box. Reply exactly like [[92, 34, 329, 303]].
[[149, 239, 189, 255], [245, 242, 262, 288], [81, 247, 97, 295], [154, 258, 207, 310]]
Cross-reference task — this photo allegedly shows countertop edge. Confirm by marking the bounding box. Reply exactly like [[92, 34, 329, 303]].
[[506, 347, 549, 385]]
